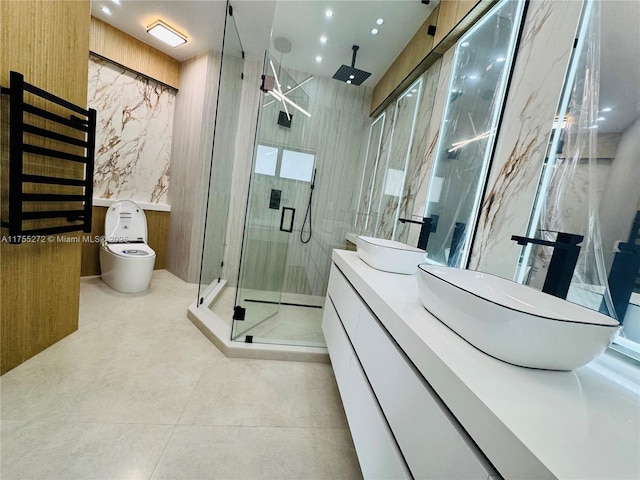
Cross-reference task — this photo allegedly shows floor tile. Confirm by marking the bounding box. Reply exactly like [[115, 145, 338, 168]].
[[151, 425, 362, 480], [179, 358, 348, 429], [1, 420, 173, 480]]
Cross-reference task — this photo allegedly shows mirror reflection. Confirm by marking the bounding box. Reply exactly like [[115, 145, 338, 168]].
[[519, 0, 640, 356], [423, 0, 526, 267]]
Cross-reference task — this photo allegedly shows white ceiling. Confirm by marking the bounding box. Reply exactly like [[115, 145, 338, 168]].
[[90, 0, 437, 87]]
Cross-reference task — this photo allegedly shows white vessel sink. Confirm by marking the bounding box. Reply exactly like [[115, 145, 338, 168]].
[[416, 265, 620, 370], [356, 236, 426, 275]]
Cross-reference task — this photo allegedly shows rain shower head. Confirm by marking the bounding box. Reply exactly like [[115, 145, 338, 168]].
[[332, 45, 371, 86]]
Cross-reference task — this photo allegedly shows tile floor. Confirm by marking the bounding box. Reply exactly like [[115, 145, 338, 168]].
[[0, 270, 361, 480]]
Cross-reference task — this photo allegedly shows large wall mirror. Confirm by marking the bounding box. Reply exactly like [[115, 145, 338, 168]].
[[423, 0, 526, 267], [375, 77, 423, 239], [355, 113, 386, 234], [517, 0, 640, 359]]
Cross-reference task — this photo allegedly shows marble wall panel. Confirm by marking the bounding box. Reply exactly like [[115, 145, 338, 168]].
[[469, 0, 585, 278], [407, 52, 454, 248], [395, 62, 442, 243], [375, 81, 422, 240], [356, 54, 450, 247], [88, 55, 175, 204]]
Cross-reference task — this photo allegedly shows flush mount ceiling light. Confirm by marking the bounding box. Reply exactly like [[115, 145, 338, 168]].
[[147, 20, 187, 47]]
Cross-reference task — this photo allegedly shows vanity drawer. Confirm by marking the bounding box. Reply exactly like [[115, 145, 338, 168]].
[[343, 355, 412, 480], [322, 299, 353, 393], [327, 265, 361, 340], [354, 306, 497, 480]]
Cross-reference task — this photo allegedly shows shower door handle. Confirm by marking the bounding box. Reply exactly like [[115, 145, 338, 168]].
[[279, 207, 295, 233]]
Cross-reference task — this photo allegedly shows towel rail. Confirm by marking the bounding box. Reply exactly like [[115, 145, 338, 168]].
[[1, 71, 96, 244]]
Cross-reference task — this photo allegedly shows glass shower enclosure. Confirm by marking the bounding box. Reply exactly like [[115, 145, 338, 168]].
[[232, 57, 325, 346]]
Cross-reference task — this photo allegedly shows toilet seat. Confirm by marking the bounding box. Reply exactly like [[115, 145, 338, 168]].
[[105, 243, 155, 258]]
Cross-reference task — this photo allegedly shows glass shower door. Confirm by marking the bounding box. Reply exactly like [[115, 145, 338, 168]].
[[232, 152, 294, 341]]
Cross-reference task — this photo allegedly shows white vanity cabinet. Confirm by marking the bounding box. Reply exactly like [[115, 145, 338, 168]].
[[324, 263, 498, 480]]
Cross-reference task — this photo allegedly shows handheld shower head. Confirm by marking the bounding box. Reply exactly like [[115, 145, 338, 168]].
[[332, 45, 371, 86]]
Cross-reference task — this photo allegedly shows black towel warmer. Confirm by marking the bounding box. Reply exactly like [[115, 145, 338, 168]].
[[1, 71, 96, 243]]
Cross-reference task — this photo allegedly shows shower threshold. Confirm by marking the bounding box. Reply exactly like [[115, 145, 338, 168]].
[[188, 280, 329, 363]]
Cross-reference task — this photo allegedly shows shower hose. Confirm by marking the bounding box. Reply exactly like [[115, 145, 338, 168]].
[[300, 169, 316, 244]]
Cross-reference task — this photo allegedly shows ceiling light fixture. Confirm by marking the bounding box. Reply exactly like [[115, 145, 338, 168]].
[[320, 35, 327, 44], [496, 56, 506, 62], [101, 6, 112, 15], [601, 107, 612, 112], [371, 28, 379, 35], [325, 9, 334, 18], [596, 116, 606, 121], [376, 18, 384, 25], [111, 0, 120, 4], [315, 56, 322, 63], [147, 20, 187, 47], [267, 61, 311, 118]]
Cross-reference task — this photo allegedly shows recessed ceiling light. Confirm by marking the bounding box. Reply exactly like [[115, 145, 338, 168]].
[[371, 28, 379, 35], [596, 116, 606, 121], [468, 73, 479, 80], [589, 124, 599, 129], [411, 89, 417, 93], [376, 18, 384, 25], [496, 56, 506, 62], [601, 107, 612, 112], [461, 41, 470, 47], [101, 6, 112, 15], [325, 9, 334, 18], [347, 80, 352, 84], [349, 74, 355, 79], [147, 20, 187, 47], [320, 35, 327, 44], [315, 55, 322, 63]]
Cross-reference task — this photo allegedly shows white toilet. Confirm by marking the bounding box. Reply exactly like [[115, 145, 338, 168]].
[[99, 200, 156, 293]]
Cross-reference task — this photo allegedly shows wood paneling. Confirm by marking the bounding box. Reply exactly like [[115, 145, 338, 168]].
[[433, 0, 481, 46], [89, 17, 180, 89], [81, 207, 170, 276], [371, 0, 490, 117], [1, 0, 90, 374], [371, 8, 439, 115]]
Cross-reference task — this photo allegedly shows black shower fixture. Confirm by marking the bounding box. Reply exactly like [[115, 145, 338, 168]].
[[332, 45, 371, 86]]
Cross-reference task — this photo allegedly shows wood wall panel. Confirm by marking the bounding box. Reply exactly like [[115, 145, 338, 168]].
[[371, 8, 439, 115], [1, 0, 91, 374], [81, 207, 169, 276], [371, 0, 489, 117], [433, 0, 482, 46], [89, 17, 180, 89]]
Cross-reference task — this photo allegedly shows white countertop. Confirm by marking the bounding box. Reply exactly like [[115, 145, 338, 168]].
[[332, 250, 640, 480]]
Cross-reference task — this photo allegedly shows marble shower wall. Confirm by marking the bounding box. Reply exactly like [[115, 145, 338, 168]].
[[469, 0, 585, 278], [88, 55, 175, 204]]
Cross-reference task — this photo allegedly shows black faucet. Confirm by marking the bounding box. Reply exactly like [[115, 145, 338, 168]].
[[511, 231, 584, 299], [398, 217, 433, 250]]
